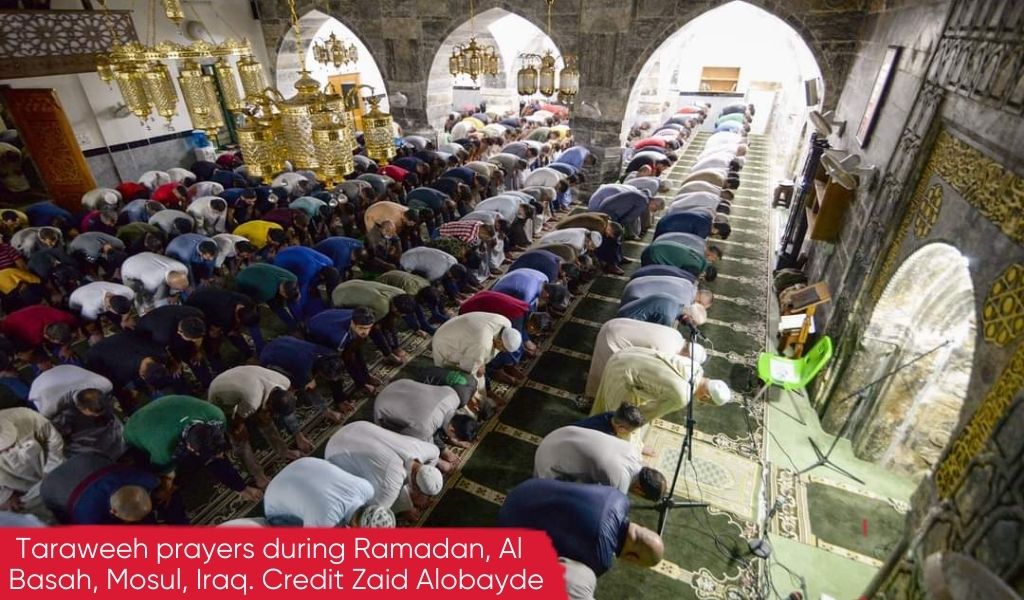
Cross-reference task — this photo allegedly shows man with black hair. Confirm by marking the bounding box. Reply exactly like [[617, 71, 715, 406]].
[[272, 245, 339, 319], [534, 425, 667, 500], [373, 379, 477, 455], [186, 196, 228, 235], [136, 305, 210, 388], [330, 279, 421, 363], [364, 219, 402, 272], [68, 281, 135, 343], [221, 187, 259, 227], [259, 336, 346, 422], [1, 304, 79, 367], [314, 236, 367, 279], [165, 233, 218, 285], [67, 231, 126, 275], [50, 386, 125, 459], [492, 268, 570, 315], [147, 209, 194, 237], [305, 308, 380, 394], [11, 225, 61, 258], [86, 332, 181, 412], [80, 208, 119, 235], [123, 394, 262, 503], [0, 351, 30, 409], [234, 263, 300, 332], [210, 233, 254, 274], [185, 286, 262, 363], [641, 239, 715, 280], [208, 365, 309, 486], [399, 246, 470, 300], [377, 270, 450, 330], [573, 404, 646, 438], [233, 219, 285, 257]]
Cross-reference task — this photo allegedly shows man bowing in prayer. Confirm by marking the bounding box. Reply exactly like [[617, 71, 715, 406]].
[[431, 312, 521, 407]]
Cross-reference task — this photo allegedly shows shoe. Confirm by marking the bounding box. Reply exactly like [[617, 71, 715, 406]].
[[604, 265, 626, 275]]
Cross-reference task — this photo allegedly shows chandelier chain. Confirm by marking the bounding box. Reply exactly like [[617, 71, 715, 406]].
[[286, 0, 306, 70], [470, 0, 475, 35], [94, 0, 123, 45]]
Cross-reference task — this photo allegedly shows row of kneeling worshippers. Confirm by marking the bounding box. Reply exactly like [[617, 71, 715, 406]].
[[0, 103, 619, 528], [495, 102, 752, 599]]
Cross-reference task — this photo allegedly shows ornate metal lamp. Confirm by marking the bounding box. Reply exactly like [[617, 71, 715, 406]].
[[515, 0, 580, 103], [449, 0, 499, 81], [143, 61, 179, 123], [312, 32, 358, 69], [348, 86, 395, 165], [516, 56, 539, 95]]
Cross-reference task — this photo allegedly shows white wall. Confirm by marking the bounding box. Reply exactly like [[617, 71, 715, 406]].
[[1, 0, 272, 151]]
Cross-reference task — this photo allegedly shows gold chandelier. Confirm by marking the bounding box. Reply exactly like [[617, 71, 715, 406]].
[[515, 0, 579, 101], [312, 32, 359, 69], [233, 2, 393, 181], [449, 0, 499, 81], [96, 0, 252, 134]]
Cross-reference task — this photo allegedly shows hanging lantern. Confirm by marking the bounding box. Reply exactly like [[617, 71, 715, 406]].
[[517, 59, 538, 95], [114, 63, 152, 122], [361, 95, 396, 165], [278, 71, 322, 171], [178, 60, 220, 134], [449, 47, 461, 77], [237, 55, 267, 100], [214, 58, 244, 112], [558, 54, 580, 99], [201, 73, 225, 135], [96, 55, 114, 84], [320, 88, 359, 153], [237, 95, 285, 180], [538, 52, 557, 97], [313, 116, 356, 184], [143, 61, 179, 123], [162, 0, 185, 24]]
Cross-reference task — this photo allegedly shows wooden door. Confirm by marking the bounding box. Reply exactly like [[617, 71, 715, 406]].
[[0, 88, 95, 211], [328, 73, 364, 130]]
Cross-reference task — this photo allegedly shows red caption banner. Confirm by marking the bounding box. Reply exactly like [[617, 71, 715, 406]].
[[1, 527, 568, 599]]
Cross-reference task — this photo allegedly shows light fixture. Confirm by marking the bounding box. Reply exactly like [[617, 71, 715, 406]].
[[449, 0, 499, 81], [515, 0, 579, 102], [95, 0, 254, 131], [347, 84, 396, 165], [232, 0, 362, 184], [312, 32, 358, 69]]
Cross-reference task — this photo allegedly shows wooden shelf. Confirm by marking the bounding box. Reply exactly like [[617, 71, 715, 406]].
[[806, 178, 853, 242]]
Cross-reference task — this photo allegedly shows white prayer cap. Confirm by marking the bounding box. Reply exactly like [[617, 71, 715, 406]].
[[0, 419, 16, 452], [588, 231, 603, 248], [683, 303, 707, 326], [82, 187, 121, 209], [500, 326, 522, 353], [689, 342, 708, 365], [357, 505, 396, 528], [416, 465, 444, 496], [706, 380, 732, 406]]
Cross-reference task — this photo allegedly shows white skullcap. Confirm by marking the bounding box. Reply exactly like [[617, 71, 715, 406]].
[[500, 326, 522, 353], [416, 465, 444, 496], [706, 380, 732, 406], [588, 231, 603, 248], [689, 342, 708, 365], [357, 505, 396, 528], [683, 303, 707, 326]]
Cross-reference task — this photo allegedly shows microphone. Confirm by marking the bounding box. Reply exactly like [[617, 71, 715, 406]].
[[683, 321, 711, 344]]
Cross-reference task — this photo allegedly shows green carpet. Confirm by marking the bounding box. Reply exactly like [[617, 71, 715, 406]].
[[572, 296, 621, 324], [806, 482, 906, 561], [551, 321, 601, 355], [588, 276, 628, 298], [458, 432, 538, 494], [423, 489, 501, 527], [526, 352, 591, 394], [499, 386, 583, 438]]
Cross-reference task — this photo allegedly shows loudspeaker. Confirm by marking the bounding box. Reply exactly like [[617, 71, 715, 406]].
[[804, 78, 820, 106]]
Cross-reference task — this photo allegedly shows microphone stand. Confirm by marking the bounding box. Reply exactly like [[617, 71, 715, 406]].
[[796, 339, 953, 484], [635, 324, 708, 536]]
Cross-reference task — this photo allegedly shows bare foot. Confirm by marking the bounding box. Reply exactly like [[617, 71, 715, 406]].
[[642, 446, 656, 457]]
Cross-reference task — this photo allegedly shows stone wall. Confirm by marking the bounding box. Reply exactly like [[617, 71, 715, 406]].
[[800, 0, 1024, 595], [256, 0, 866, 183]]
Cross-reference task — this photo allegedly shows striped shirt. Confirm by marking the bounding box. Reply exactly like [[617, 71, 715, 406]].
[[438, 220, 482, 243]]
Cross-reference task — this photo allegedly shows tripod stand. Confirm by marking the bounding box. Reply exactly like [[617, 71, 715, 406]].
[[636, 325, 708, 536], [797, 339, 953, 483]]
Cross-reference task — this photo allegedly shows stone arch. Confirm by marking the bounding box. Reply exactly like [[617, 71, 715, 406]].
[[618, 1, 823, 151], [274, 9, 391, 110], [822, 243, 977, 481], [424, 7, 562, 128]]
